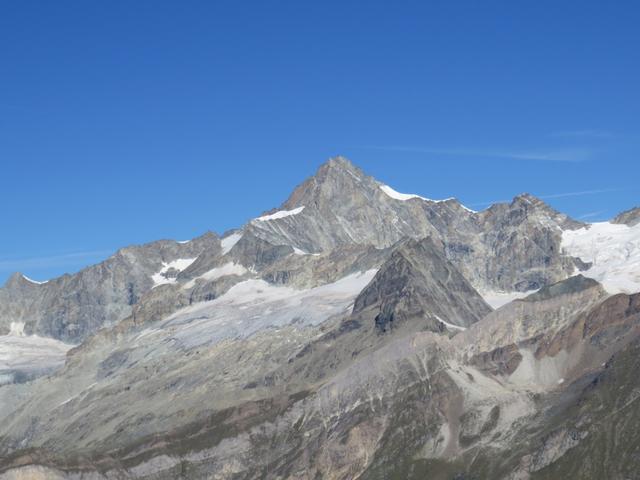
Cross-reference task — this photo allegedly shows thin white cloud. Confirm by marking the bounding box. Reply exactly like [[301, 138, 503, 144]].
[[578, 210, 606, 219], [361, 145, 591, 162], [0, 250, 113, 272], [471, 188, 620, 207], [537, 188, 620, 200], [550, 129, 614, 139]]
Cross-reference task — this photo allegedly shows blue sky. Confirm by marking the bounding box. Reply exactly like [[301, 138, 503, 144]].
[[1, 1, 638, 283]]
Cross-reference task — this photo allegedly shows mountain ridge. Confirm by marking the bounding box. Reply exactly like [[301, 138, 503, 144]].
[[0, 156, 620, 343], [0, 156, 639, 479]]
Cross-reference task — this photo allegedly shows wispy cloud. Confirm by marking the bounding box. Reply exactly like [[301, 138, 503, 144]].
[[361, 145, 592, 162], [578, 210, 606, 219], [0, 250, 113, 273], [470, 188, 621, 207], [550, 129, 614, 139], [536, 188, 620, 200]]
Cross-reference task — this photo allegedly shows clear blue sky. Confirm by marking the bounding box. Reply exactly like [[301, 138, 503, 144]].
[[1, 1, 638, 283]]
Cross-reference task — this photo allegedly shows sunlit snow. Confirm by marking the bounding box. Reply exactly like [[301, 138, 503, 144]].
[[379, 184, 427, 201], [292, 247, 320, 256], [0, 334, 73, 385], [254, 206, 305, 222], [435, 315, 467, 331], [183, 262, 248, 289], [9, 322, 25, 336], [22, 275, 48, 285], [379, 184, 475, 212], [220, 232, 243, 255], [151, 258, 197, 287], [480, 290, 534, 309], [562, 222, 640, 294], [138, 269, 378, 348]]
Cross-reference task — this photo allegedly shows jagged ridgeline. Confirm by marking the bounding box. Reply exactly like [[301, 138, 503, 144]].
[[0, 157, 639, 480]]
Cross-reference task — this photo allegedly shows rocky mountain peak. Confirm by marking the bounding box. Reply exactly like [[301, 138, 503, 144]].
[[3, 155, 640, 480], [3, 272, 50, 291], [4, 272, 28, 290], [317, 155, 362, 176], [282, 156, 373, 209], [512, 192, 546, 207], [519, 274, 602, 303], [509, 193, 579, 223], [352, 236, 491, 333], [612, 206, 640, 226], [480, 192, 582, 231]]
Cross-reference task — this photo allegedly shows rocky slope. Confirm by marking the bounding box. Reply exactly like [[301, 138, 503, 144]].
[[0, 233, 219, 342], [0, 157, 584, 345], [612, 206, 640, 226], [352, 237, 491, 333], [0, 156, 638, 480]]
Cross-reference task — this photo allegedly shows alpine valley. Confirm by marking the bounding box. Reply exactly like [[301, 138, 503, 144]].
[[1, 157, 639, 480]]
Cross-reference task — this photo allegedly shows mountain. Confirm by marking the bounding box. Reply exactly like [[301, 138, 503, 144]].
[[352, 237, 491, 333], [0, 156, 638, 479], [613, 206, 640, 226], [0, 157, 583, 344], [0, 233, 219, 342]]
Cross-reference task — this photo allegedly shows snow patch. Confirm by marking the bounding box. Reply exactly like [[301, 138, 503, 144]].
[[254, 206, 305, 222], [460, 204, 477, 214], [0, 334, 73, 383], [434, 315, 466, 331], [561, 221, 640, 294], [9, 322, 25, 336], [220, 232, 242, 255], [379, 184, 427, 201], [151, 258, 197, 287], [22, 275, 48, 285], [292, 247, 320, 256], [183, 262, 248, 289], [379, 184, 475, 212], [144, 269, 378, 348], [480, 290, 534, 309]]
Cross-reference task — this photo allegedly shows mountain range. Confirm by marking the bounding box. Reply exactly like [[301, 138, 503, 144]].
[[0, 157, 639, 479]]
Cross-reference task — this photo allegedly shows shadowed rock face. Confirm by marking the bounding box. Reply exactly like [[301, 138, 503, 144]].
[[352, 237, 491, 333], [1, 156, 639, 480]]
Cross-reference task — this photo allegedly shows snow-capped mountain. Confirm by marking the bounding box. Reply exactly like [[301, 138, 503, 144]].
[[0, 157, 639, 479]]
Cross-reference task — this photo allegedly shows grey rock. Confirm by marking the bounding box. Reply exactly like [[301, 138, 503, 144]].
[[0, 233, 219, 342], [612, 206, 640, 226], [352, 237, 491, 333], [1, 156, 638, 480]]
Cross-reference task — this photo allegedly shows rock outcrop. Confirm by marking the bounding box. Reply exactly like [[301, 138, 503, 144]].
[[612, 206, 640, 226], [0, 156, 639, 480], [352, 237, 491, 333]]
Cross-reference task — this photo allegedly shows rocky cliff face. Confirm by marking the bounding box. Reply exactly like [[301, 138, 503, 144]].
[[0, 233, 219, 342], [0, 156, 638, 480], [0, 157, 582, 343], [612, 206, 640, 226], [352, 237, 491, 333], [249, 157, 582, 293]]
